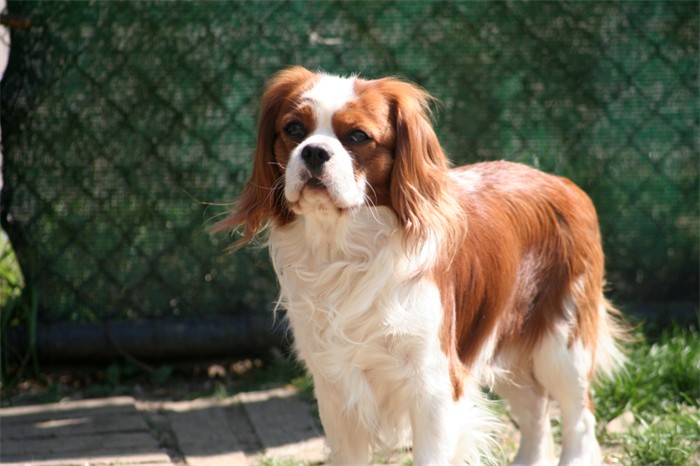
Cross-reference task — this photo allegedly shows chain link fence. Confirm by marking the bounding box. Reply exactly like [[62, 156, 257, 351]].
[[1, 1, 697, 324]]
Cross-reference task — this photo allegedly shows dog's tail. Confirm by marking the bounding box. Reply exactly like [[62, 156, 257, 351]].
[[594, 297, 631, 380]]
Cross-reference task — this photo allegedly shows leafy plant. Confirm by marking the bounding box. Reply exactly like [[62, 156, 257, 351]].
[[0, 233, 24, 308], [1, 233, 33, 391]]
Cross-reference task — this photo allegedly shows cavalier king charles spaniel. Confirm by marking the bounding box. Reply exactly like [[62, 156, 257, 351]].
[[216, 67, 626, 465]]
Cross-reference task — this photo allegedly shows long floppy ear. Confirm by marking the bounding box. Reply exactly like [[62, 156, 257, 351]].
[[382, 79, 464, 250], [212, 67, 315, 249]]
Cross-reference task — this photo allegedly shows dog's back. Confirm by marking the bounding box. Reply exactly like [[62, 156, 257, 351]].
[[445, 161, 626, 465]]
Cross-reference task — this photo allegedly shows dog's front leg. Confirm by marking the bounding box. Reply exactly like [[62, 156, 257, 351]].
[[315, 378, 370, 465], [409, 385, 455, 465]]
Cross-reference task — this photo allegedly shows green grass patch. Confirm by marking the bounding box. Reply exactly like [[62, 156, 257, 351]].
[[257, 458, 311, 466], [619, 406, 699, 466], [593, 325, 700, 466], [594, 325, 699, 420]]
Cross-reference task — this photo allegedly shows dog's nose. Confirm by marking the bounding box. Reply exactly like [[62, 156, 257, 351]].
[[301, 144, 330, 171]]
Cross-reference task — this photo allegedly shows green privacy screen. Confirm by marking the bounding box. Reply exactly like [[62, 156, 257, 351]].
[[1, 1, 697, 322]]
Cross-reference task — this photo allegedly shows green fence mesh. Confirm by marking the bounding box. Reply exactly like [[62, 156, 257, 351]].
[[1, 1, 698, 323]]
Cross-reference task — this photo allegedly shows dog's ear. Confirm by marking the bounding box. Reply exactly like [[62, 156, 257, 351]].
[[213, 67, 315, 249], [380, 79, 462, 250]]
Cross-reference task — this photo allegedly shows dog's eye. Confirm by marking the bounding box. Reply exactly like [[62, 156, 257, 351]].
[[346, 130, 371, 145], [284, 122, 306, 141]]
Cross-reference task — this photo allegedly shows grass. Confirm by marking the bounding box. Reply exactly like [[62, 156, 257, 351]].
[[258, 458, 311, 466], [1, 234, 698, 465], [595, 326, 699, 419], [592, 324, 700, 466]]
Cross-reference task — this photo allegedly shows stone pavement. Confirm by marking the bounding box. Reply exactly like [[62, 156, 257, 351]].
[[1, 389, 628, 466], [0, 387, 326, 466]]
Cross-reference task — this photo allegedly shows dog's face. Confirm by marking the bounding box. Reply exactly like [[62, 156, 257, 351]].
[[273, 70, 396, 213], [218, 66, 458, 248]]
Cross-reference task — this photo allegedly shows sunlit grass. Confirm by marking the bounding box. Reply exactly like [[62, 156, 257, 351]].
[[593, 325, 700, 466]]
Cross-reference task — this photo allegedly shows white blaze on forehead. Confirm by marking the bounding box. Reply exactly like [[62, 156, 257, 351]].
[[302, 73, 357, 135]]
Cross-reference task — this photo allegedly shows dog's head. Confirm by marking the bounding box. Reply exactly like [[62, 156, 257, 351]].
[[217, 67, 459, 248]]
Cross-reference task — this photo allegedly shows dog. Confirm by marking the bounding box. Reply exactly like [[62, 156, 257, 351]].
[[215, 67, 626, 465]]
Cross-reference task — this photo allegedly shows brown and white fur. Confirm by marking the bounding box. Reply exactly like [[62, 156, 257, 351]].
[[215, 67, 626, 465]]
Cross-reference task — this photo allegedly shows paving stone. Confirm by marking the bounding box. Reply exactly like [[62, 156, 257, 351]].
[[1, 389, 329, 466], [0, 397, 171, 465], [238, 387, 326, 464], [164, 398, 249, 466]]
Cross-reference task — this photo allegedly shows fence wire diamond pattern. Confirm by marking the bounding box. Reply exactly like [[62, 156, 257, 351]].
[[1, 1, 697, 322]]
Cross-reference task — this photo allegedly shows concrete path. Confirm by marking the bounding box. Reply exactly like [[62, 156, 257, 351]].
[[0, 387, 326, 466], [1, 390, 628, 466]]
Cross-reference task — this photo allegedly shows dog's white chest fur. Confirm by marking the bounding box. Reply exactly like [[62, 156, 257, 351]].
[[269, 205, 451, 451]]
